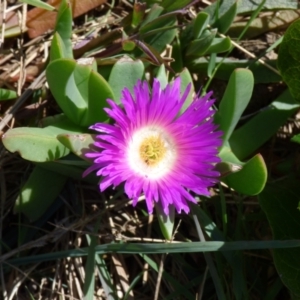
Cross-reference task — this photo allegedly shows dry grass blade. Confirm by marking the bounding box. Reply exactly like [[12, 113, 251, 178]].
[[0, 70, 45, 132], [0, 227, 66, 263]]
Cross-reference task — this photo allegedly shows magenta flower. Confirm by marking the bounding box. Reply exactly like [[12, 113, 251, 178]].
[[84, 78, 222, 214]]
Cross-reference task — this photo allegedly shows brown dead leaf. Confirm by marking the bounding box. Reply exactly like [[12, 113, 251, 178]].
[[26, 0, 107, 39], [0, 11, 21, 38]]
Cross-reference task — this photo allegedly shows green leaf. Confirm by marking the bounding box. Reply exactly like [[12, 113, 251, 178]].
[[140, 4, 164, 27], [108, 57, 144, 104], [219, 143, 243, 166], [139, 10, 177, 54], [179, 68, 194, 113], [189, 57, 282, 83], [54, 0, 73, 59], [139, 13, 176, 34], [15, 166, 67, 221], [132, 2, 146, 28], [2, 116, 83, 162], [46, 58, 114, 126], [218, 143, 243, 177], [186, 29, 216, 57], [122, 39, 136, 51], [38, 160, 98, 184], [207, 53, 216, 77], [57, 133, 95, 161], [230, 89, 299, 160], [50, 32, 68, 61], [144, 24, 177, 55], [84, 234, 96, 300], [171, 37, 183, 73], [8, 240, 300, 266], [203, 37, 231, 55], [39, 113, 77, 128], [215, 68, 254, 144], [222, 154, 267, 195], [162, 0, 192, 12], [0, 88, 17, 101], [259, 180, 300, 298], [205, 0, 237, 34], [19, 0, 55, 11], [2, 127, 70, 162], [156, 64, 168, 89], [291, 133, 300, 144], [278, 18, 300, 101], [155, 203, 175, 240], [193, 12, 210, 39]]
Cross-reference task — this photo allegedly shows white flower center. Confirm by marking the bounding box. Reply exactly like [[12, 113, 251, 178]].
[[127, 126, 177, 179]]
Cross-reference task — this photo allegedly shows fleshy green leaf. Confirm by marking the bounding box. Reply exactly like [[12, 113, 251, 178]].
[[215, 161, 241, 177], [139, 13, 176, 34], [108, 57, 144, 103], [156, 64, 168, 89], [140, 4, 164, 27], [132, 2, 146, 28], [278, 18, 300, 101], [50, 32, 67, 61], [291, 133, 300, 144], [0, 88, 17, 101], [146, 27, 177, 55], [162, 0, 192, 12], [54, 0, 73, 59], [171, 37, 183, 72], [230, 89, 299, 160], [186, 29, 216, 57], [222, 154, 267, 195], [46, 58, 114, 126], [203, 37, 231, 55], [57, 133, 95, 161], [15, 166, 67, 221], [19, 0, 55, 11], [122, 39, 136, 51], [215, 0, 237, 34], [2, 116, 83, 162], [155, 203, 175, 240], [189, 57, 282, 83], [219, 143, 243, 165], [205, 0, 237, 34], [2, 127, 70, 162], [215, 68, 254, 144], [207, 53, 216, 77], [218, 143, 243, 177], [259, 180, 300, 298], [193, 12, 210, 39], [179, 68, 194, 113], [39, 113, 77, 128], [139, 12, 177, 53], [38, 160, 98, 184]]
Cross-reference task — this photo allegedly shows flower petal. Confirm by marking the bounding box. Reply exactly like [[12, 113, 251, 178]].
[[84, 77, 222, 215]]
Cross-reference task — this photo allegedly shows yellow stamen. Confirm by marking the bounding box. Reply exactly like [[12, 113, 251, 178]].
[[139, 136, 167, 166]]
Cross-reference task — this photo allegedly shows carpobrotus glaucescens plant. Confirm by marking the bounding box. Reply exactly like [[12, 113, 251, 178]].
[[84, 78, 222, 214]]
